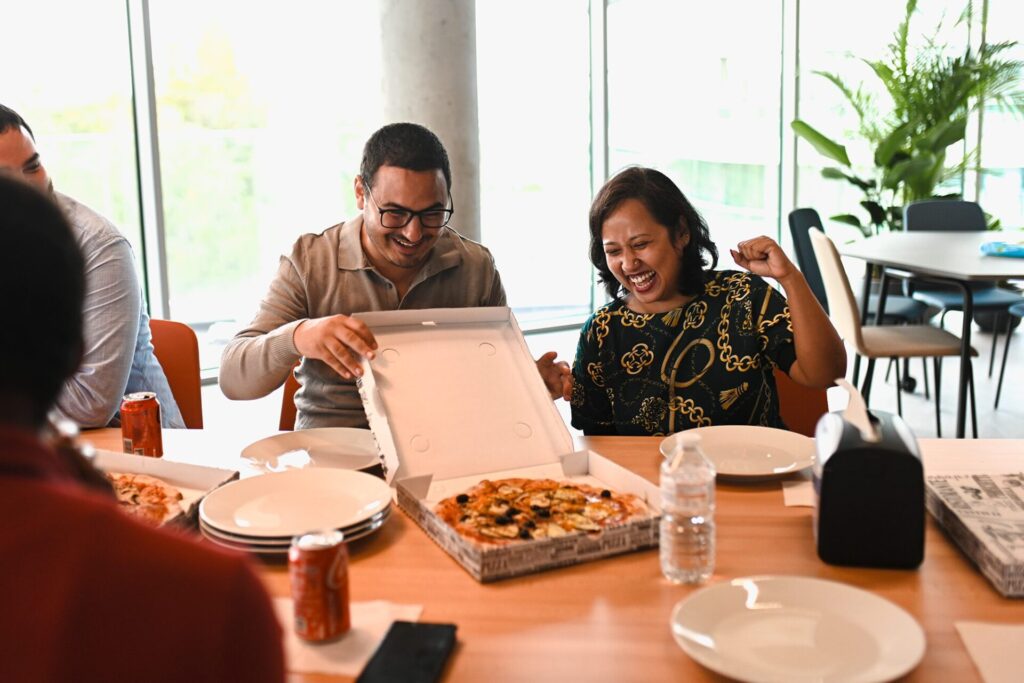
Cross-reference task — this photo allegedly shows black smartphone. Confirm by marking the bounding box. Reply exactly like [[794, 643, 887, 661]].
[[356, 621, 457, 683]]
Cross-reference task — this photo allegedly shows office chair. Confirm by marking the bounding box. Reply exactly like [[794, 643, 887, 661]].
[[808, 228, 977, 437], [149, 319, 204, 429], [789, 208, 931, 395], [279, 363, 301, 431], [774, 367, 828, 437]]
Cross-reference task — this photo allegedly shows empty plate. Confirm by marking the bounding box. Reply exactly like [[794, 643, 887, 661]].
[[670, 576, 926, 683], [241, 428, 379, 473], [199, 468, 392, 538], [660, 426, 814, 481]]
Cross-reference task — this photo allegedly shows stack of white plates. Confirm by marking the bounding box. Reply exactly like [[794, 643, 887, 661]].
[[198, 468, 393, 555]]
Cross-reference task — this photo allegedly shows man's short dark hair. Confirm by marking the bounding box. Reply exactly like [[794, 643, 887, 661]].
[[0, 176, 84, 425], [589, 166, 719, 300], [359, 122, 451, 191], [0, 103, 34, 140]]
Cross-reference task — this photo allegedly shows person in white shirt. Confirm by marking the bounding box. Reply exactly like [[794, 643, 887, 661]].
[[0, 104, 184, 428]]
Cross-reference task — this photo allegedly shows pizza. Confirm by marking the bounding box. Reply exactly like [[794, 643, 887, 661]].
[[434, 478, 650, 545], [106, 472, 185, 526]]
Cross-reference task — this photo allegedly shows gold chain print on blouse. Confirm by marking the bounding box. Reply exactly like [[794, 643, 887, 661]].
[[661, 338, 715, 388], [620, 309, 654, 329], [683, 301, 707, 330], [592, 308, 612, 349], [586, 361, 605, 388], [621, 343, 655, 375], [668, 396, 712, 429], [716, 273, 760, 373]]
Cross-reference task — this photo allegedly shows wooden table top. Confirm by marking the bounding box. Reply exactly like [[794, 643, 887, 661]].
[[82, 429, 1022, 682]]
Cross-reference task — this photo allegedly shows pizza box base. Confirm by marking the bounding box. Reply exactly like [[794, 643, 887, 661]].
[[395, 449, 661, 583], [93, 449, 239, 527], [353, 307, 661, 582]]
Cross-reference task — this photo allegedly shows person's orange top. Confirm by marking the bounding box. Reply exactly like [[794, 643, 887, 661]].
[[0, 427, 284, 683]]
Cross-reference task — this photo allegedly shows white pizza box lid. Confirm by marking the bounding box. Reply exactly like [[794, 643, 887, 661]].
[[93, 449, 239, 524], [354, 307, 574, 485]]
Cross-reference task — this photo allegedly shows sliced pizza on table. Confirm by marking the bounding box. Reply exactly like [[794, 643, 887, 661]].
[[106, 472, 185, 526]]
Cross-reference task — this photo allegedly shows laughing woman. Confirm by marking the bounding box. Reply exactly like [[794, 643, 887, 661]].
[[569, 167, 845, 436]]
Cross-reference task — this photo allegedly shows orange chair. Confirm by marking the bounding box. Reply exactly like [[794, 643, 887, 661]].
[[149, 319, 204, 429], [279, 363, 301, 431], [774, 367, 828, 437]]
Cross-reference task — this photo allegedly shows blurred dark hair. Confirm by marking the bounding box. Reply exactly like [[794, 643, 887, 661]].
[[359, 122, 451, 191], [0, 103, 34, 139], [0, 176, 84, 425], [589, 166, 718, 300]]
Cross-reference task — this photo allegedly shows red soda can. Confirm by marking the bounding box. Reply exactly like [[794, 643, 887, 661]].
[[120, 391, 163, 457], [289, 529, 350, 642]]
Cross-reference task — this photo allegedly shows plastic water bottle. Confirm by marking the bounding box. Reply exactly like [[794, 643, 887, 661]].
[[660, 433, 716, 583]]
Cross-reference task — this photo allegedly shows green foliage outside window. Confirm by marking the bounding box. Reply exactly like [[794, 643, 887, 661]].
[[792, 0, 1024, 236]]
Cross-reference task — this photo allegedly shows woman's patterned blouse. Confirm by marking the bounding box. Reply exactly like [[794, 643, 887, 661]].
[[570, 270, 796, 436]]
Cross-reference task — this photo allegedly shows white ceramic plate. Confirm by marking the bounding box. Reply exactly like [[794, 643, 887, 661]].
[[670, 576, 926, 683], [240, 428, 379, 473], [200, 514, 390, 554], [199, 505, 392, 546], [199, 468, 392, 538], [660, 426, 814, 481]]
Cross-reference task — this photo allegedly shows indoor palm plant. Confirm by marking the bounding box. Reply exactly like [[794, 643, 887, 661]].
[[792, 0, 1023, 237]]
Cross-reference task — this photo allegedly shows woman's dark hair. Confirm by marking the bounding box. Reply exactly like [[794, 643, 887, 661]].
[[588, 166, 718, 300], [360, 122, 452, 191]]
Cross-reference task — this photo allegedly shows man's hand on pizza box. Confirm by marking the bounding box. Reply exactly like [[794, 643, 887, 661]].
[[294, 314, 378, 380]]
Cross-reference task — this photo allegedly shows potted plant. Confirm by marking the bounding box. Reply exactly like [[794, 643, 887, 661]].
[[792, 0, 1023, 237]]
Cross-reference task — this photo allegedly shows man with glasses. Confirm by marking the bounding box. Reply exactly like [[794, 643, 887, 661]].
[[221, 122, 569, 428]]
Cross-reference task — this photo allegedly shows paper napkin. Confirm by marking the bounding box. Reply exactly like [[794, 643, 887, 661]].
[[956, 621, 1024, 683], [782, 472, 815, 507], [273, 598, 423, 676]]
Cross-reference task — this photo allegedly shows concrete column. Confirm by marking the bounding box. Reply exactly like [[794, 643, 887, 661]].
[[378, 0, 480, 240]]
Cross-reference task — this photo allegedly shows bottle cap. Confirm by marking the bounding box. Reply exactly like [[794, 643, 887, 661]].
[[678, 432, 702, 447]]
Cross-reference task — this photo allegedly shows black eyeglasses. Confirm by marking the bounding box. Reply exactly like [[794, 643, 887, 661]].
[[362, 178, 454, 229]]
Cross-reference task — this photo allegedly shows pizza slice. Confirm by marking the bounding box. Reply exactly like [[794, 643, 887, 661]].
[[106, 472, 185, 526]]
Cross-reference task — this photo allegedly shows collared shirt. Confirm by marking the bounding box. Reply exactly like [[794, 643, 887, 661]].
[[220, 215, 507, 428], [53, 193, 185, 429], [570, 270, 796, 435]]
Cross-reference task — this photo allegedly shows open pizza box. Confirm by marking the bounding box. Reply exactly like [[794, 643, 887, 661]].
[[354, 307, 661, 582], [92, 449, 239, 527]]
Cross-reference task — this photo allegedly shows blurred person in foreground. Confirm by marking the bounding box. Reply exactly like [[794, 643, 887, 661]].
[[0, 176, 284, 683], [0, 104, 184, 429], [568, 167, 846, 435], [220, 122, 569, 428]]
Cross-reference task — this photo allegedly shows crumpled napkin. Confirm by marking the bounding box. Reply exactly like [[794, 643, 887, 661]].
[[955, 621, 1024, 683], [273, 598, 423, 675]]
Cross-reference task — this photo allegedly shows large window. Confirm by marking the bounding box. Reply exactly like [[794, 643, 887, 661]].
[[148, 0, 383, 369], [1, 1, 142, 267], [796, 0, 984, 240], [607, 0, 784, 269], [476, 0, 595, 326], [977, 0, 1024, 228], [8, 0, 1020, 384]]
